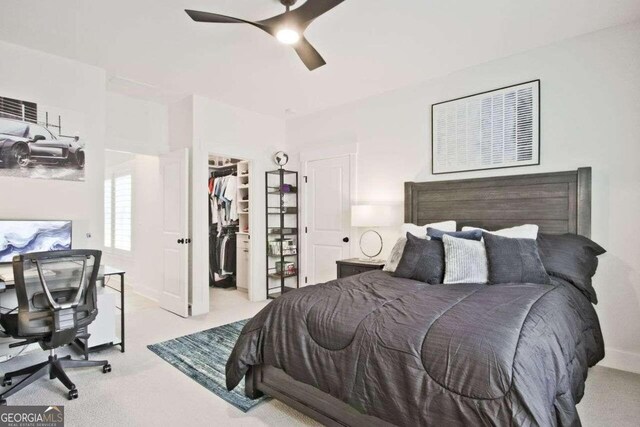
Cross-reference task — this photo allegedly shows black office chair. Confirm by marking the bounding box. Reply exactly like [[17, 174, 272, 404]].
[[0, 250, 111, 404]]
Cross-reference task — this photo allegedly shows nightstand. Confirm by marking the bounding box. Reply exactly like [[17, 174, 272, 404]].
[[336, 258, 385, 279]]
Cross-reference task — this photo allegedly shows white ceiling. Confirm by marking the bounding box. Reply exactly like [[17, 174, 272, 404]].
[[1, 0, 639, 117]]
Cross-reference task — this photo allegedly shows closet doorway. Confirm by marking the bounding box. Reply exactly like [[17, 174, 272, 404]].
[[208, 154, 251, 300]]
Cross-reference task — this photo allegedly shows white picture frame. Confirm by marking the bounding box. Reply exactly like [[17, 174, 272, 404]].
[[432, 80, 540, 174]]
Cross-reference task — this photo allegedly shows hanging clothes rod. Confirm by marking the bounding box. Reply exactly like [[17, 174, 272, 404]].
[[211, 169, 237, 178], [209, 164, 237, 170]]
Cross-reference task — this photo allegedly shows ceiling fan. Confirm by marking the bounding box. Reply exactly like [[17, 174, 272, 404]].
[[185, 0, 345, 71]]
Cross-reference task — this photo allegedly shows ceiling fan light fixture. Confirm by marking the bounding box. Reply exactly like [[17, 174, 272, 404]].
[[276, 28, 301, 45]]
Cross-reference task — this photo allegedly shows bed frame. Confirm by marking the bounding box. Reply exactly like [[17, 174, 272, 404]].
[[245, 167, 592, 426], [405, 167, 592, 237]]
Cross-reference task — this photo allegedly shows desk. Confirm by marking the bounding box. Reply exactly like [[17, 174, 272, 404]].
[[100, 266, 125, 353], [0, 265, 125, 355]]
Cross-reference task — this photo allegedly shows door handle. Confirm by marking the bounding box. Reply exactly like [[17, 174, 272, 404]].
[[186, 238, 192, 244], [343, 237, 350, 243], [177, 238, 185, 244]]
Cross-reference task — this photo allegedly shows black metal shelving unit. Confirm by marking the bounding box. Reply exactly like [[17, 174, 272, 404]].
[[265, 168, 299, 299]]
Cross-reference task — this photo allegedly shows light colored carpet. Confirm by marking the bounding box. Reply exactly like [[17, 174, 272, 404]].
[[0, 288, 638, 426]]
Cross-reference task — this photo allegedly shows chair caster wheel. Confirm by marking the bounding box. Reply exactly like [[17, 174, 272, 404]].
[[2, 379, 11, 387], [68, 389, 78, 400], [102, 364, 111, 373], [0, 399, 6, 406]]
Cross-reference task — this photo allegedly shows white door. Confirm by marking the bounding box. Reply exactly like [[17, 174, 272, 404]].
[[160, 148, 189, 317], [305, 155, 351, 285]]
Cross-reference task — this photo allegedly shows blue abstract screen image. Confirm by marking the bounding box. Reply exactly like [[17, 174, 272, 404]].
[[0, 221, 72, 263]]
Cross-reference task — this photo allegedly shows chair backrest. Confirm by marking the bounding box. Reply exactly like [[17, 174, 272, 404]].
[[12, 250, 101, 348]]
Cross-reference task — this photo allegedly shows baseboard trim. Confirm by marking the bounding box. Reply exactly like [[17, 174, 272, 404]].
[[132, 284, 160, 302], [598, 347, 640, 374]]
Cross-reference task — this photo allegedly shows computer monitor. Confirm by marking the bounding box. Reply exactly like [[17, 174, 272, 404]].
[[0, 220, 72, 264]]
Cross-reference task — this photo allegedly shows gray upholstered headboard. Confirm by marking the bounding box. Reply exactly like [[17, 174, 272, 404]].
[[404, 167, 591, 237]]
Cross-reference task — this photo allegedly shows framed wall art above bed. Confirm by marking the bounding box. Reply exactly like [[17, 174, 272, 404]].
[[431, 80, 540, 175]]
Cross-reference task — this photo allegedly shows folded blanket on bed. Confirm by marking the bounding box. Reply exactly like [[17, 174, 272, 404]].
[[226, 270, 604, 426]]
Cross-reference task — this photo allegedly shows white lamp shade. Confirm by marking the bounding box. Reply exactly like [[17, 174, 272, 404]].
[[351, 205, 397, 227]]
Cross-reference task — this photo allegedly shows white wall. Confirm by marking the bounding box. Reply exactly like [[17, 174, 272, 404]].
[[168, 97, 194, 152], [0, 40, 106, 251], [106, 92, 169, 156], [103, 92, 285, 313], [103, 92, 170, 300], [103, 151, 163, 300], [0, 41, 106, 359], [286, 22, 640, 373]]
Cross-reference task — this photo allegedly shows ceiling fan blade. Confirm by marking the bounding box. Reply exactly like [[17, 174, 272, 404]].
[[185, 9, 271, 34], [293, 37, 326, 71], [291, 0, 345, 25], [258, 0, 344, 30], [185, 6, 337, 71], [185, 9, 248, 24]]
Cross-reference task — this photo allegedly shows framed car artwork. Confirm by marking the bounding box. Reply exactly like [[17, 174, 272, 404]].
[[0, 95, 86, 182]]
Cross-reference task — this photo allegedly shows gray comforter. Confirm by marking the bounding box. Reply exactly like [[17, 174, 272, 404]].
[[226, 271, 604, 426]]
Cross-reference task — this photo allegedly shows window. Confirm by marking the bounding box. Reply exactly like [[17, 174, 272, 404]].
[[104, 179, 112, 248], [104, 169, 132, 252], [0, 119, 29, 137], [27, 123, 55, 140]]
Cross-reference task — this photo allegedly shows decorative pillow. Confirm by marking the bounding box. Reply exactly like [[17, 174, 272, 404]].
[[392, 233, 445, 284], [462, 224, 539, 239], [483, 232, 550, 285], [536, 233, 606, 304], [400, 220, 456, 238], [442, 235, 488, 284], [383, 220, 456, 273], [427, 228, 482, 242], [382, 237, 408, 272]]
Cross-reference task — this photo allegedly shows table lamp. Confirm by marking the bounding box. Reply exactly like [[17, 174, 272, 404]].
[[351, 205, 396, 261]]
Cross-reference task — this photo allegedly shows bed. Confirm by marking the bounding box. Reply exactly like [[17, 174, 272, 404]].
[[226, 167, 604, 426]]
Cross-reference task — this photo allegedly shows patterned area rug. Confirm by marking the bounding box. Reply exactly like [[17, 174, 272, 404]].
[[148, 319, 267, 412]]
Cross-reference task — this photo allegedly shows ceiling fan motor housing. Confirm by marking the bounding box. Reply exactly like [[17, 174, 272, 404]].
[[280, 0, 298, 7]]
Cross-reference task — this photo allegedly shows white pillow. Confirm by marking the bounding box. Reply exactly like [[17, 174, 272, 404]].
[[383, 220, 457, 273], [400, 220, 456, 238], [382, 237, 407, 272], [443, 235, 488, 284], [461, 224, 539, 239]]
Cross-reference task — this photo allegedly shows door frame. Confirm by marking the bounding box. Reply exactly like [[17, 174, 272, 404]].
[[300, 143, 358, 286], [191, 144, 260, 313]]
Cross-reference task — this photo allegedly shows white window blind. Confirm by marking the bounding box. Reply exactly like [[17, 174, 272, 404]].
[[104, 170, 132, 252], [104, 179, 112, 248], [114, 175, 132, 251], [432, 80, 539, 174]]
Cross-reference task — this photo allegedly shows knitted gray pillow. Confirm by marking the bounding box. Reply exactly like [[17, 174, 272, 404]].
[[443, 235, 488, 284]]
